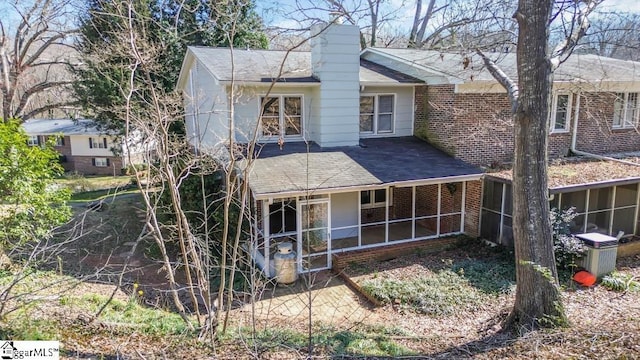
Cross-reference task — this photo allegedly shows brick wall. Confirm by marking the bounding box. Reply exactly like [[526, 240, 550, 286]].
[[464, 180, 482, 238], [44, 135, 73, 172], [332, 236, 461, 270], [72, 156, 122, 175], [415, 87, 640, 167]]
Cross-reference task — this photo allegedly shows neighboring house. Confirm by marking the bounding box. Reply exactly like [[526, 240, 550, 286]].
[[178, 22, 640, 276], [22, 119, 142, 176]]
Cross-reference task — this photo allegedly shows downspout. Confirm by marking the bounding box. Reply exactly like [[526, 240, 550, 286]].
[[570, 92, 640, 167]]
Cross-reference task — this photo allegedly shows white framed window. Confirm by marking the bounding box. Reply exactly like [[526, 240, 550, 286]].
[[613, 92, 639, 129], [27, 135, 39, 146], [550, 93, 571, 133], [93, 157, 109, 167], [361, 189, 390, 209], [260, 95, 303, 138], [55, 136, 65, 147], [360, 94, 395, 134], [89, 137, 108, 149]]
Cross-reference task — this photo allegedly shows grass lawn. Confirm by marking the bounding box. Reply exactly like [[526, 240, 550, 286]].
[[55, 174, 138, 201]]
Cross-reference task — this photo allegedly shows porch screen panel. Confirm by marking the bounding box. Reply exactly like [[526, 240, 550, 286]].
[[559, 190, 587, 233], [440, 214, 462, 235], [415, 185, 438, 237], [331, 192, 359, 250], [613, 208, 636, 236]]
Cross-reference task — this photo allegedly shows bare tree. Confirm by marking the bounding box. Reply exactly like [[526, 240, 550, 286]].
[[478, 0, 599, 330], [578, 11, 640, 61], [0, 0, 80, 122]]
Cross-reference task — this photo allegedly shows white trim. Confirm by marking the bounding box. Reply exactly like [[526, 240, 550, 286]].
[[359, 93, 396, 136], [259, 94, 305, 140], [612, 92, 639, 129], [550, 92, 572, 133], [251, 174, 483, 201], [360, 188, 392, 209]]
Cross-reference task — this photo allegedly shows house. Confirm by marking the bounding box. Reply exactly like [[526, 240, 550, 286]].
[[358, 49, 640, 247], [178, 21, 640, 276], [22, 118, 145, 176]]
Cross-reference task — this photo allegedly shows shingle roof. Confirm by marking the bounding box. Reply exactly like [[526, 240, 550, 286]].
[[367, 48, 640, 84], [241, 137, 482, 197], [22, 119, 105, 135], [187, 46, 422, 84]]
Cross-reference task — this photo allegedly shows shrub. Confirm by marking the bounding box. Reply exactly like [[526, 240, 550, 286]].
[[550, 207, 587, 270], [601, 272, 640, 292]]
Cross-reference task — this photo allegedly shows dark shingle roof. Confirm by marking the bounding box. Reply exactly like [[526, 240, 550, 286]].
[[242, 137, 482, 197]]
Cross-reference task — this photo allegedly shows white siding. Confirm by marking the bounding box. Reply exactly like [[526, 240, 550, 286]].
[[330, 192, 359, 239], [311, 23, 361, 147], [232, 86, 316, 143], [186, 59, 229, 151], [70, 135, 116, 156], [359, 86, 414, 138]]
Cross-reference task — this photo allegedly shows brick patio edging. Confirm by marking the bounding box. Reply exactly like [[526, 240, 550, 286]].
[[331, 237, 465, 306]]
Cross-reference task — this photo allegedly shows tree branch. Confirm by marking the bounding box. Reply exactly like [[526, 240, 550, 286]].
[[477, 49, 518, 112], [550, 0, 601, 70]]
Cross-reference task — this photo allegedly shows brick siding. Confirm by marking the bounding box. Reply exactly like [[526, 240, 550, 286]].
[[415, 86, 640, 167], [332, 236, 461, 270], [71, 156, 122, 175]]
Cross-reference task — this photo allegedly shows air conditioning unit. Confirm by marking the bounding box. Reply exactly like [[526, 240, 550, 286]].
[[575, 232, 618, 279]]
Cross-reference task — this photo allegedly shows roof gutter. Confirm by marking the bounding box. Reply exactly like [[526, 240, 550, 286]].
[[570, 92, 640, 167], [251, 173, 484, 201]]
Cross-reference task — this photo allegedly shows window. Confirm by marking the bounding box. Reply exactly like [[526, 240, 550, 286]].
[[93, 158, 109, 167], [269, 199, 297, 235], [550, 93, 571, 132], [260, 96, 303, 138], [613, 92, 639, 129], [361, 189, 388, 208], [89, 137, 108, 149], [27, 135, 39, 146], [360, 94, 394, 134], [55, 136, 65, 147]]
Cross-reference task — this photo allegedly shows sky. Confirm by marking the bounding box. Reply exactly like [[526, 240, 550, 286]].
[[256, 0, 640, 30]]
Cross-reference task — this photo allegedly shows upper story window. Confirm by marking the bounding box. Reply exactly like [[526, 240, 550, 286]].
[[550, 93, 571, 133], [613, 92, 639, 129], [89, 137, 108, 149], [360, 94, 395, 134], [27, 135, 39, 146], [55, 136, 65, 147], [260, 96, 303, 138]]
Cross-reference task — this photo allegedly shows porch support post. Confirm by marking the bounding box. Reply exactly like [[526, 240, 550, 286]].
[[263, 200, 271, 277], [385, 187, 390, 243], [358, 192, 362, 247], [412, 185, 416, 239], [635, 183, 640, 235], [437, 184, 442, 236], [461, 182, 467, 233]]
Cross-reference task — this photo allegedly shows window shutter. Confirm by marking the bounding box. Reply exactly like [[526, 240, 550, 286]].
[[103, 138, 107, 148], [37, 136, 41, 145], [89, 138, 93, 148], [61, 137, 65, 146], [106, 158, 110, 166], [92, 158, 96, 166]]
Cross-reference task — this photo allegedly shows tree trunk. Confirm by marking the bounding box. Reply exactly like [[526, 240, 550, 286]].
[[507, 0, 567, 330]]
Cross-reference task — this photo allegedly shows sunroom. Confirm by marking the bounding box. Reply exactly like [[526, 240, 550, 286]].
[[481, 159, 640, 246], [242, 137, 483, 276]]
